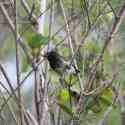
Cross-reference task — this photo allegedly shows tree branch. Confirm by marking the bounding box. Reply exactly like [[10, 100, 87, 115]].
[[0, 4, 35, 69], [86, 2, 125, 91]]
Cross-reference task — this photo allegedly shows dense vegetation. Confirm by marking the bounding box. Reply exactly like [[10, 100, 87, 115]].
[[0, 0, 125, 125]]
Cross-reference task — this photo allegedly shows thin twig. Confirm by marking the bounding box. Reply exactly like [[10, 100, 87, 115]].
[[106, 0, 117, 19], [57, 107, 61, 125], [0, 113, 8, 125], [0, 59, 44, 113], [97, 86, 119, 125], [83, 0, 91, 28], [0, 89, 18, 124], [70, 2, 125, 125], [86, 1, 125, 91], [39, 0, 54, 124], [0, 64, 17, 100], [20, 0, 36, 20], [0, 4, 35, 69], [14, 0, 23, 124], [60, 0, 84, 91]]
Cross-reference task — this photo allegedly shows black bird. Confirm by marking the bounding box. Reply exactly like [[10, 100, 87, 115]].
[[44, 51, 80, 75]]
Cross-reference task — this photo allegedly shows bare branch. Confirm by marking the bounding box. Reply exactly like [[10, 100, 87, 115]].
[[0, 4, 35, 69], [14, 0, 23, 124], [70, 2, 125, 125], [0, 89, 18, 124], [0, 64, 17, 100], [20, 0, 36, 20], [86, 2, 125, 91], [106, 0, 117, 19], [60, 0, 84, 91]]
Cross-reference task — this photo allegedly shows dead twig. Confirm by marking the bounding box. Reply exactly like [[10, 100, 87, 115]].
[[86, 2, 125, 91], [0, 4, 35, 69]]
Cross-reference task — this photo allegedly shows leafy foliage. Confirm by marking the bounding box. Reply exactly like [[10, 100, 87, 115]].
[[27, 33, 49, 49], [56, 88, 70, 103], [1, 0, 125, 125], [21, 52, 29, 72]]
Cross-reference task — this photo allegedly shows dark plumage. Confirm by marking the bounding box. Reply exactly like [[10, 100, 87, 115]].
[[44, 51, 80, 75]]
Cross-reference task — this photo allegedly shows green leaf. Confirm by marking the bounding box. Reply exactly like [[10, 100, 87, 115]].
[[21, 53, 29, 72], [84, 96, 95, 111], [84, 96, 102, 113], [63, 0, 80, 9], [57, 102, 74, 117], [28, 33, 49, 49], [56, 88, 70, 103], [84, 41, 94, 50], [84, 41, 100, 53], [107, 106, 121, 125], [52, 36, 61, 44], [118, 64, 125, 83], [99, 96, 111, 106], [62, 48, 70, 57], [103, 51, 110, 64], [91, 103, 102, 113], [99, 88, 112, 107], [100, 88, 112, 98]]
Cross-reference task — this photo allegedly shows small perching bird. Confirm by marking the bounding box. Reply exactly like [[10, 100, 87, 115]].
[[44, 50, 80, 75]]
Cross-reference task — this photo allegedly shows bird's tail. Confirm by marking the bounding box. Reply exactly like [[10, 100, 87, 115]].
[[66, 64, 80, 74]]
